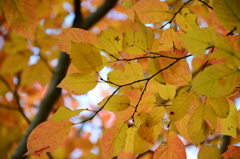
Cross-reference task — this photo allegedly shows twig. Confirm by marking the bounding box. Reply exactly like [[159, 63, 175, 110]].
[[198, 0, 213, 10], [160, 0, 193, 29]]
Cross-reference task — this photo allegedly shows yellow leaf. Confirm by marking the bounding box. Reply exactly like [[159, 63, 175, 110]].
[[107, 70, 128, 87], [98, 95, 131, 112], [0, 1, 2, 16], [98, 29, 123, 54], [213, 0, 240, 33], [3, 0, 37, 40], [134, 122, 162, 154], [53, 28, 98, 54], [179, 28, 238, 60], [191, 62, 240, 97], [216, 100, 238, 138], [125, 0, 168, 24], [146, 106, 165, 127], [102, 121, 128, 158], [169, 91, 197, 122], [57, 73, 97, 95], [118, 127, 137, 159], [1, 53, 29, 75], [158, 83, 176, 100], [50, 106, 86, 122], [176, 8, 199, 32], [198, 144, 221, 159], [148, 58, 165, 84], [188, 104, 217, 146], [208, 97, 229, 118], [123, 14, 154, 55], [175, 115, 192, 142], [70, 42, 103, 73], [24, 120, 72, 156], [125, 61, 145, 89], [153, 131, 186, 159], [0, 80, 9, 96], [135, 112, 148, 128]]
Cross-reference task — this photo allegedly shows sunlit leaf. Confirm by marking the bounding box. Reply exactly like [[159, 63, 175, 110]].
[[208, 97, 229, 118], [102, 121, 128, 158], [191, 62, 240, 97], [98, 95, 131, 112], [134, 122, 162, 154], [57, 73, 97, 95], [176, 8, 199, 32], [153, 131, 186, 159], [118, 127, 137, 159], [148, 58, 165, 84], [159, 52, 192, 86], [125, 0, 168, 24], [146, 106, 165, 127], [159, 28, 184, 52], [70, 42, 103, 73], [107, 70, 128, 87], [213, 0, 240, 33], [98, 29, 122, 54], [175, 115, 192, 142], [125, 61, 145, 89], [198, 144, 221, 159], [123, 14, 154, 55], [24, 120, 72, 156], [188, 104, 217, 146], [169, 91, 197, 122], [53, 28, 98, 54], [3, 0, 37, 40], [50, 106, 86, 122], [216, 100, 238, 138], [158, 83, 176, 100], [222, 145, 240, 159]]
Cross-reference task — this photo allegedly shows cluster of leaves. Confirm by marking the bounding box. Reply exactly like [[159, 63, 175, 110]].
[[1, 0, 240, 158]]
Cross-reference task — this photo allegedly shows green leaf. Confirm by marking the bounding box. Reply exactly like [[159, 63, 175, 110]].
[[57, 73, 98, 95], [70, 42, 103, 73], [191, 62, 240, 97], [213, 0, 240, 33], [179, 28, 238, 60], [98, 95, 131, 112], [98, 29, 123, 54], [50, 106, 86, 122], [102, 121, 128, 158]]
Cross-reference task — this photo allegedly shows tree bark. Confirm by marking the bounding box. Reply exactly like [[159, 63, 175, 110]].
[[11, 0, 118, 158]]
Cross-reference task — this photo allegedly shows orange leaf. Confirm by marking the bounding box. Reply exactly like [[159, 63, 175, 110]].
[[24, 120, 72, 156], [53, 28, 98, 54], [222, 145, 240, 159], [3, 0, 37, 40], [153, 131, 186, 159], [125, 0, 168, 24]]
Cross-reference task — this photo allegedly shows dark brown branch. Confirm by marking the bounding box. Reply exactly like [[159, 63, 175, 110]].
[[198, 0, 213, 10], [11, 0, 118, 158], [160, 0, 193, 29]]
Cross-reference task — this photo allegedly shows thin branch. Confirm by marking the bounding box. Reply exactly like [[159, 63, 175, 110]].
[[0, 75, 30, 124], [160, 0, 193, 29], [198, 0, 213, 10], [226, 27, 237, 36]]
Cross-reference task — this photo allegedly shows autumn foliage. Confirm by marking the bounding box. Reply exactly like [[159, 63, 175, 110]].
[[1, 0, 240, 158]]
